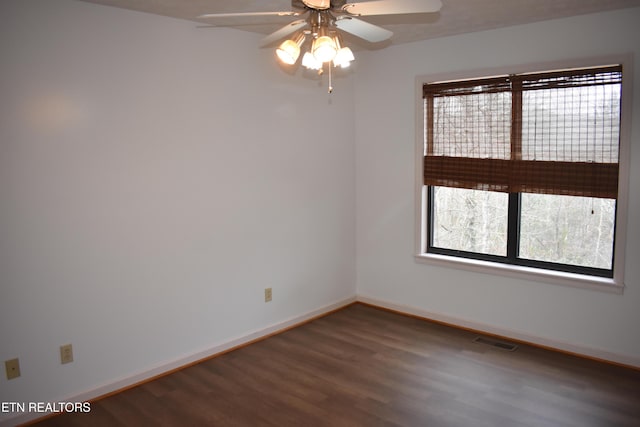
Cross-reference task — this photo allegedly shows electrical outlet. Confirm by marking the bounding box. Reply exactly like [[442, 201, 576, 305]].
[[264, 287, 272, 302], [60, 344, 73, 364], [5, 358, 21, 380]]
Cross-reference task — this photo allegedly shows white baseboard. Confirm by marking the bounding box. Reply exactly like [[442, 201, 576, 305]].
[[357, 294, 640, 369], [1, 295, 357, 427]]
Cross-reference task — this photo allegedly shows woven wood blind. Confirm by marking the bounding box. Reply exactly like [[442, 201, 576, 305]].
[[423, 65, 622, 199]]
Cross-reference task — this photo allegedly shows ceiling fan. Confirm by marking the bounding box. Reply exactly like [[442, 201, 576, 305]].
[[198, 0, 442, 92]]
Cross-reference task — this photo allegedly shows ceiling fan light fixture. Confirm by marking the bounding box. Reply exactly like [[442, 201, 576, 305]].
[[312, 36, 336, 62], [332, 35, 354, 67], [276, 33, 306, 65], [198, 0, 445, 92], [312, 27, 337, 63], [333, 47, 354, 67], [302, 52, 323, 70]]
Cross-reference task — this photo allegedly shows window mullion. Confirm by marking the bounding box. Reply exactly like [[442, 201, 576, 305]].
[[507, 192, 520, 261], [506, 76, 523, 261]]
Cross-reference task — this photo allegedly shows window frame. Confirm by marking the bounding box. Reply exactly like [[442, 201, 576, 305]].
[[427, 188, 616, 278], [414, 56, 632, 293]]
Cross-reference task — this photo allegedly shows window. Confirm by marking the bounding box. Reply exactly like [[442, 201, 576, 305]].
[[417, 63, 628, 289]]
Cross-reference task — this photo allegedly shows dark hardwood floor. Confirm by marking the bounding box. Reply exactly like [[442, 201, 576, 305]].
[[32, 303, 640, 426]]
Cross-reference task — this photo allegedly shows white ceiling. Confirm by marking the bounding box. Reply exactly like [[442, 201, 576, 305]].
[[77, 0, 640, 48]]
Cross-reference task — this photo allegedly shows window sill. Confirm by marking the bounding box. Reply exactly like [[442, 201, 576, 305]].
[[414, 253, 624, 294]]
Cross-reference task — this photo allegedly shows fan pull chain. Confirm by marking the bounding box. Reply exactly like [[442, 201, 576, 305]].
[[328, 62, 333, 94]]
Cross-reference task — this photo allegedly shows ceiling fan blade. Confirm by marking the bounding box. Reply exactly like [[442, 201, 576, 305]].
[[335, 17, 393, 43], [343, 0, 442, 16], [260, 20, 308, 47], [198, 11, 299, 19]]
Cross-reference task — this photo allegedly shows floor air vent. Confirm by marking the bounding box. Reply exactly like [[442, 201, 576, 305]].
[[473, 336, 518, 352]]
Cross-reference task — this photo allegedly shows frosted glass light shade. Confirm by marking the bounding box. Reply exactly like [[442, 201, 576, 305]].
[[333, 46, 354, 67], [302, 52, 323, 70], [276, 39, 301, 65], [312, 36, 337, 63]]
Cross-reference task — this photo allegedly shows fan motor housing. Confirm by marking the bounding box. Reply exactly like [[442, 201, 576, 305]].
[[293, 0, 347, 11]]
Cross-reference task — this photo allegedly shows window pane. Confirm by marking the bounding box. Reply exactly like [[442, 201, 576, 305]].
[[521, 84, 621, 162], [519, 194, 615, 269], [432, 187, 508, 256], [432, 92, 511, 159]]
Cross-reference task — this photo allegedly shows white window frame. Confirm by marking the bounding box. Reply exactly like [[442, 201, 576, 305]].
[[414, 55, 633, 294]]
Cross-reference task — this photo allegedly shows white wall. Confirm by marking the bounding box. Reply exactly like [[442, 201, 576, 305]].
[[355, 8, 640, 365], [3, 0, 640, 424], [0, 0, 355, 420]]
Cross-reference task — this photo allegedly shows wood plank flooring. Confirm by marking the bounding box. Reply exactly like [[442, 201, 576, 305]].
[[32, 303, 640, 426]]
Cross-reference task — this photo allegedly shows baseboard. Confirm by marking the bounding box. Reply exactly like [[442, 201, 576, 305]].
[[3, 295, 357, 427], [356, 294, 640, 370]]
